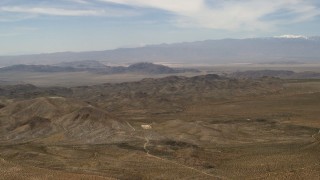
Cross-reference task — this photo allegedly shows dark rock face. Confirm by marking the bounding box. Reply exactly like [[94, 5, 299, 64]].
[[0, 62, 199, 75], [0, 64, 80, 72], [55, 60, 107, 69], [7, 116, 51, 131], [127, 62, 178, 74], [230, 70, 320, 79], [0, 84, 72, 99], [231, 70, 295, 79]]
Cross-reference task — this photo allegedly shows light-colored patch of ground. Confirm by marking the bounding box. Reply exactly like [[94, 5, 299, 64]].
[[0, 158, 113, 180]]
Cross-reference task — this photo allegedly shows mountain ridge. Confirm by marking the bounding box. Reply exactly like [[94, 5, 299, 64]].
[[0, 62, 199, 74], [0, 37, 319, 66]]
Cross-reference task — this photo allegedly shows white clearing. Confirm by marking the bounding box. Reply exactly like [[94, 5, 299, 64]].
[[141, 124, 152, 130]]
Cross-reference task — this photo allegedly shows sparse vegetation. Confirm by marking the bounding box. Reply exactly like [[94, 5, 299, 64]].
[[0, 74, 319, 179]]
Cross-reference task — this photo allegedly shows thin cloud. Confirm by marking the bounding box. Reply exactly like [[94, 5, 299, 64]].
[[0, 6, 105, 16], [98, 0, 320, 30], [0, 5, 140, 18], [0, 13, 36, 22], [1, 0, 319, 31], [67, 0, 90, 4]]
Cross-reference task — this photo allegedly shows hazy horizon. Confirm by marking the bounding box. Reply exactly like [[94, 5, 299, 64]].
[[1, 0, 320, 55], [1, 35, 320, 57]]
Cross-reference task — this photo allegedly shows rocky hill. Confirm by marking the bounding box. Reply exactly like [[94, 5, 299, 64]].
[[0, 62, 199, 75], [126, 62, 179, 74], [72, 74, 283, 114], [231, 70, 320, 79], [0, 74, 284, 144], [0, 84, 72, 99], [0, 64, 79, 72], [55, 60, 107, 69], [0, 97, 134, 144]]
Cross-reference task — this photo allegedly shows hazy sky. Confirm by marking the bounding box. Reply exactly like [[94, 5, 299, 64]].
[[1, 0, 320, 55]]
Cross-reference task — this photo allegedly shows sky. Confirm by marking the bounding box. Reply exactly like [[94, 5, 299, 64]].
[[0, 0, 320, 55]]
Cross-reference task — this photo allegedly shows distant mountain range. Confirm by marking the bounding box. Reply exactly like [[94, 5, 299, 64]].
[[0, 61, 199, 74], [0, 36, 319, 66]]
